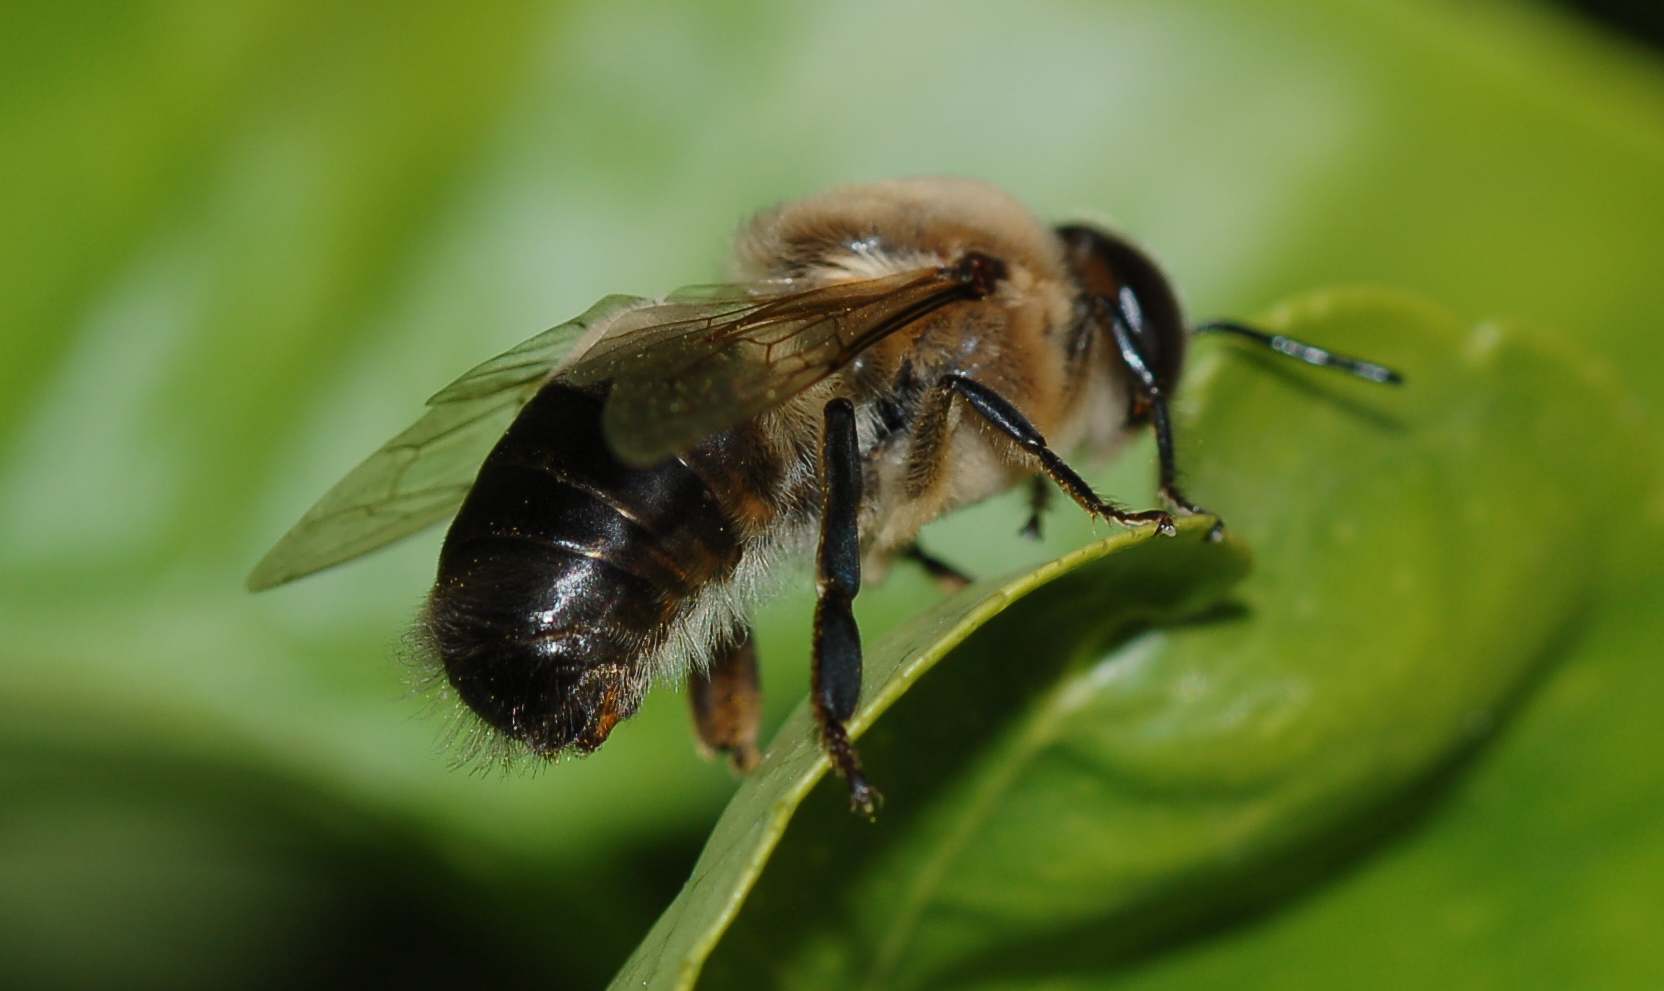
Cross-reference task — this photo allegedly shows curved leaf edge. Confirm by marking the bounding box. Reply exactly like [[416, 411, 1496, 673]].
[[611, 514, 1244, 991]]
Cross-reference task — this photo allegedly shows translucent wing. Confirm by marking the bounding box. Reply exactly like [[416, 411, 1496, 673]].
[[246, 294, 648, 590], [562, 263, 981, 465]]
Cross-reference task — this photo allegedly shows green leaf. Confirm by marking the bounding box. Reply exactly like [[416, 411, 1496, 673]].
[[616, 290, 1650, 989], [1112, 574, 1664, 988], [7, 2, 1664, 986], [612, 516, 1248, 990]]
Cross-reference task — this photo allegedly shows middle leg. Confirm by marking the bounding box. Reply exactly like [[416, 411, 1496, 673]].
[[899, 541, 974, 593], [1019, 474, 1051, 540]]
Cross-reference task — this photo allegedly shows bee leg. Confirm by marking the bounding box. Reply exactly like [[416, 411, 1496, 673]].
[[814, 398, 881, 818], [1102, 299, 1224, 541], [900, 542, 974, 593], [688, 625, 762, 773], [1147, 392, 1224, 541], [938, 374, 1177, 536], [1019, 475, 1051, 540]]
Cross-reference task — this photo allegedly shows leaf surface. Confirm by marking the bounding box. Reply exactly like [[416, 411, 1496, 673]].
[[619, 290, 1655, 989]]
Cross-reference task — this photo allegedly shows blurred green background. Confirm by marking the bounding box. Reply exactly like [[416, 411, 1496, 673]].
[[4, 1, 1663, 988]]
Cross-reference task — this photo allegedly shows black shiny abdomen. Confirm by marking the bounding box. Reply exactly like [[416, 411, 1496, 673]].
[[423, 383, 744, 755]]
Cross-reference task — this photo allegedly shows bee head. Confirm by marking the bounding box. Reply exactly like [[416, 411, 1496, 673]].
[[1055, 223, 1186, 423]]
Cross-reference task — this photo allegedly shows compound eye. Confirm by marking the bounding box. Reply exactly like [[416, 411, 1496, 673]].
[[1055, 224, 1187, 397]]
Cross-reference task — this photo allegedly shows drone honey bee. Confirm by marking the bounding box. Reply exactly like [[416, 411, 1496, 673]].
[[249, 178, 1400, 816]]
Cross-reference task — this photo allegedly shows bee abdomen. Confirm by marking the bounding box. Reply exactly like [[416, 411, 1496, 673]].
[[424, 384, 744, 755]]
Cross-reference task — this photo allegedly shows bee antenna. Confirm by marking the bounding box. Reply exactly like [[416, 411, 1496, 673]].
[[1193, 320, 1404, 385]]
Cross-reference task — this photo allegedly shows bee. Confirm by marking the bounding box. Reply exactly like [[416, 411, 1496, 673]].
[[249, 178, 1400, 816]]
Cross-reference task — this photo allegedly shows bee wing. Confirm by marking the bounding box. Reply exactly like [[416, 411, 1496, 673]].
[[248, 264, 971, 589], [246, 294, 649, 590], [562, 264, 971, 465]]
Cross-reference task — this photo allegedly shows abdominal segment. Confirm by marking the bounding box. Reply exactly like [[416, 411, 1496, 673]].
[[422, 383, 744, 755]]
